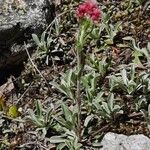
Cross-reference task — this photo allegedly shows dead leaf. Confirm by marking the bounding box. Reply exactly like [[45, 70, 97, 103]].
[[0, 76, 15, 97]]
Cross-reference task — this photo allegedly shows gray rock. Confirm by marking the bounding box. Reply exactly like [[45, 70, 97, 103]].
[[0, 0, 54, 69], [99, 132, 150, 150]]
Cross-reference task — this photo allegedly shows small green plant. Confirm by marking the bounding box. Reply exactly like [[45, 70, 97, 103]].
[[94, 93, 123, 121], [50, 0, 101, 143], [81, 71, 100, 105], [50, 130, 82, 150], [136, 0, 147, 5], [32, 32, 52, 54], [86, 53, 111, 77], [27, 100, 56, 137], [135, 72, 150, 110], [126, 0, 145, 10], [141, 104, 150, 130], [32, 31, 53, 65], [103, 22, 122, 45], [51, 69, 77, 102], [58, 103, 77, 131], [109, 66, 138, 94], [139, 42, 150, 65], [123, 37, 150, 66]]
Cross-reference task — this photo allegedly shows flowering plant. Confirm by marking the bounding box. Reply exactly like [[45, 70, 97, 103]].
[[50, 0, 101, 143], [75, 0, 101, 140], [76, 0, 101, 22], [75, 0, 101, 50]]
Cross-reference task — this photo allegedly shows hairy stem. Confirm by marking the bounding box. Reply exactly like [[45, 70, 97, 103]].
[[76, 49, 82, 141]]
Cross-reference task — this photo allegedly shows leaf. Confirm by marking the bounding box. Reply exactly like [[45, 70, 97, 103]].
[[57, 143, 66, 150], [61, 103, 73, 123], [67, 69, 73, 87], [81, 75, 89, 89], [141, 47, 149, 58], [7, 105, 19, 118], [113, 105, 121, 112], [41, 31, 46, 44], [130, 65, 135, 81], [58, 117, 73, 130], [28, 109, 43, 127], [35, 100, 42, 118], [32, 34, 41, 47], [91, 73, 99, 92], [123, 36, 134, 42], [123, 36, 144, 66], [84, 114, 94, 127], [132, 50, 143, 66], [94, 92, 104, 103], [101, 102, 111, 115], [92, 142, 103, 147], [47, 37, 52, 48], [46, 108, 53, 123], [121, 69, 128, 85], [107, 93, 114, 111], [50, 136, 66, 144], [105, 39, 113, 45], [50, 82, 67, 96]]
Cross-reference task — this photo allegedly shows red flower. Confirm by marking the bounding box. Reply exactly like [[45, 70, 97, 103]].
[[76, 0, 101, 22]]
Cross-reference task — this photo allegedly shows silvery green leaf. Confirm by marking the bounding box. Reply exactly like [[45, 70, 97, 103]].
[[101, 102, 111, 115], [121, 69, 128, 85], [61, 103, 73, 123], [107, 93, 114, 111], [50, 136, 66, 143], [93, 102, 101, 110], [115, 21, 122, 29], [57, 143, 66, 150], [32, 34, 40, 46], [91, 73, 99, 91], [123, 36, 134, 42], [47, 36, 52, 47], [105, 39, 113, 45], [50, 82, 68, 96], [35, 100, 42, 118], [92, 142, 102, 147], [130, 65, 135, 81], [67, 69, 73, 87], [68, 90, 75, 101], [132, 50, 143, 66], [113, 105, 121, 112], [94, 92, 104, 103], [41, 31, 46, 44], [46, 108, 53, 123], [84, 114, 94, 127], [141, 47, 149, 58], [28, 109, 43, 127]]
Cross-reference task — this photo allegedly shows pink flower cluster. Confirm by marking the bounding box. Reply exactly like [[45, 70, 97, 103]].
[[76, 0, 101, 22]]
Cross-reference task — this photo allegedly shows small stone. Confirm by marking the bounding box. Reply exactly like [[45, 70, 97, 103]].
[[100, 132, 150, 150]]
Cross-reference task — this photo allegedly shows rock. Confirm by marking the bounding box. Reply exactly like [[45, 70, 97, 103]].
[[0, 0, 54, 63], [99, 132, 150, 150], [0, 0, 54, 81], [0, 0, 53, 49]]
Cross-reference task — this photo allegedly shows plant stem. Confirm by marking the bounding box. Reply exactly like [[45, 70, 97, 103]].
[[76, 48, 83, 141], [76, 23, 89, 141]]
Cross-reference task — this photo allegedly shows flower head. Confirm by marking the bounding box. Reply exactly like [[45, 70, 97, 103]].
[[76, 0, 101, 22]]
